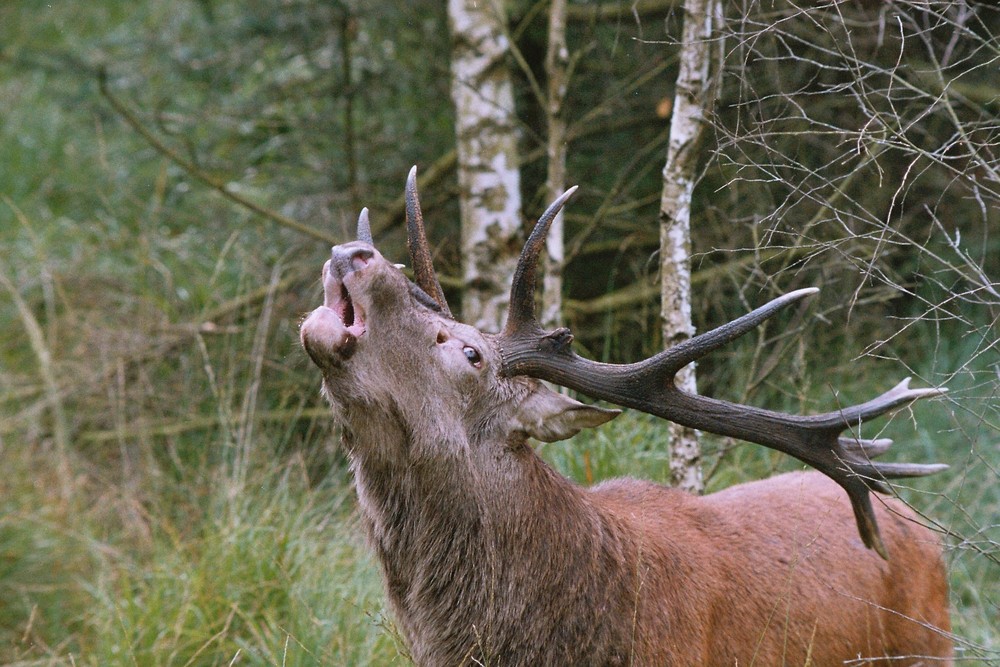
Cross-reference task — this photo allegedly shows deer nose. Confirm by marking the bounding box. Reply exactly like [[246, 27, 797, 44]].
[[331, 243, 375, 276]]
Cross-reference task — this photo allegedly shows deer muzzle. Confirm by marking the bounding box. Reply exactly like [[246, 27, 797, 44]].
[[300, 243, 373, 367]]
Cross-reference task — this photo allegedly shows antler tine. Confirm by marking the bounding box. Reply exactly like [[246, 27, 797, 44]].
[[828, 378, 946, 425], [839, 436, 894, 459], [655, 288, 818, 374], [405, 166, 452, 318], [497, 190, 948, 559], [504, 185, 579, 337], [357, 207, 373, 244]]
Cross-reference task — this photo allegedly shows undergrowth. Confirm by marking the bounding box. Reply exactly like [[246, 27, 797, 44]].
[[1, 437, 409, 666]]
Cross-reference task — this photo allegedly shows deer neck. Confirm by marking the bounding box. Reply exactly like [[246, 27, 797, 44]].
[[343, 418, 643, 664]]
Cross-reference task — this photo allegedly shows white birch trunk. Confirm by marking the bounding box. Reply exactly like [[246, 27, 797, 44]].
[[448, 0, 523, 332], [660, 0, 722, 494], [542, 0, 569, 331]]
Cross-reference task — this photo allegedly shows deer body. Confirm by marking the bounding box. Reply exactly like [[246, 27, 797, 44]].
[[300, 173, 951, 666], [345, 419, 949, 666]]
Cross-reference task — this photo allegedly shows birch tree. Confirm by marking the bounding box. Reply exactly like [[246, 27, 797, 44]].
[[660, 0, 722, 494], [541, 0, 569, 331], [448, 0, 523, 332]]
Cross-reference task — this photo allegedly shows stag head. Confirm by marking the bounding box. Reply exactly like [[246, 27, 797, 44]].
[[299, 169, 617, 465]]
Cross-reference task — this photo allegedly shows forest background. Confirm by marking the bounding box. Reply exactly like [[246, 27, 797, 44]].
[[1, 0, 997, 664]]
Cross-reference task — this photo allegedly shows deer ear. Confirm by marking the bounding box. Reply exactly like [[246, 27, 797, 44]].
[[514, 384, 620, 443]]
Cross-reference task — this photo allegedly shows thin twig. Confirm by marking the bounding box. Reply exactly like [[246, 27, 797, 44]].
[[97, 68, 338, 245]]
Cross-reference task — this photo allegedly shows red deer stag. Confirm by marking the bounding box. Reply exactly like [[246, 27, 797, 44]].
[[300, 168, 952, 666]]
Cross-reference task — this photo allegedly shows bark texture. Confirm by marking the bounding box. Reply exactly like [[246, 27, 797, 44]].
[[542, 0, 569, 331], [448, 0, 523, 332], [659, 0, 722, 493]]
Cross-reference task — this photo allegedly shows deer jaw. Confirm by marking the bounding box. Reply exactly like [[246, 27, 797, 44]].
[[302, 242, 468, 461]]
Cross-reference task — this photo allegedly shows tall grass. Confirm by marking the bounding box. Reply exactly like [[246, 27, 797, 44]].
[[1, 428, 410, 666], [83, 460, 406, 666]]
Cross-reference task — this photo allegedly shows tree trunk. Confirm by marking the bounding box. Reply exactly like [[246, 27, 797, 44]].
[[541, 0, 569, 331], [659, 0, 722, 494], [448, 0, 524, 332]]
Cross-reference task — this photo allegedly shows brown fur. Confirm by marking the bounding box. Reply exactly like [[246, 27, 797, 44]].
[[300, 242, 952, 666]]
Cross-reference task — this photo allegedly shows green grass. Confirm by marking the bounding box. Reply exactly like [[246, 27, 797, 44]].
[[1, 439, 409, 666], [86, 470, 405, 666]]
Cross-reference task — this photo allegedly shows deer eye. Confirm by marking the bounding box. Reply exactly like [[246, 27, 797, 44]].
[[463, 346, 482, 368]]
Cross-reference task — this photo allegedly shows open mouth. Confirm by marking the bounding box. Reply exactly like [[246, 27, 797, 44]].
[[299, 251, 370, 365], [331, 278, 366, 338]]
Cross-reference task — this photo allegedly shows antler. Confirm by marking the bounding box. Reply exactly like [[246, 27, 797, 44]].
[[405, 166, 452, 317], [497, 189, 948, 559], [357, 207, 373, 244]]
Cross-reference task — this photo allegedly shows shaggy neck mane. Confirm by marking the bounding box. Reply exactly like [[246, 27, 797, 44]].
[[344, 419, 646, 665]]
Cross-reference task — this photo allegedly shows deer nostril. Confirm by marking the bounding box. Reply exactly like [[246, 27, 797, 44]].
[[331, 244, 375, 275], [349, 247, 374, 270]]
